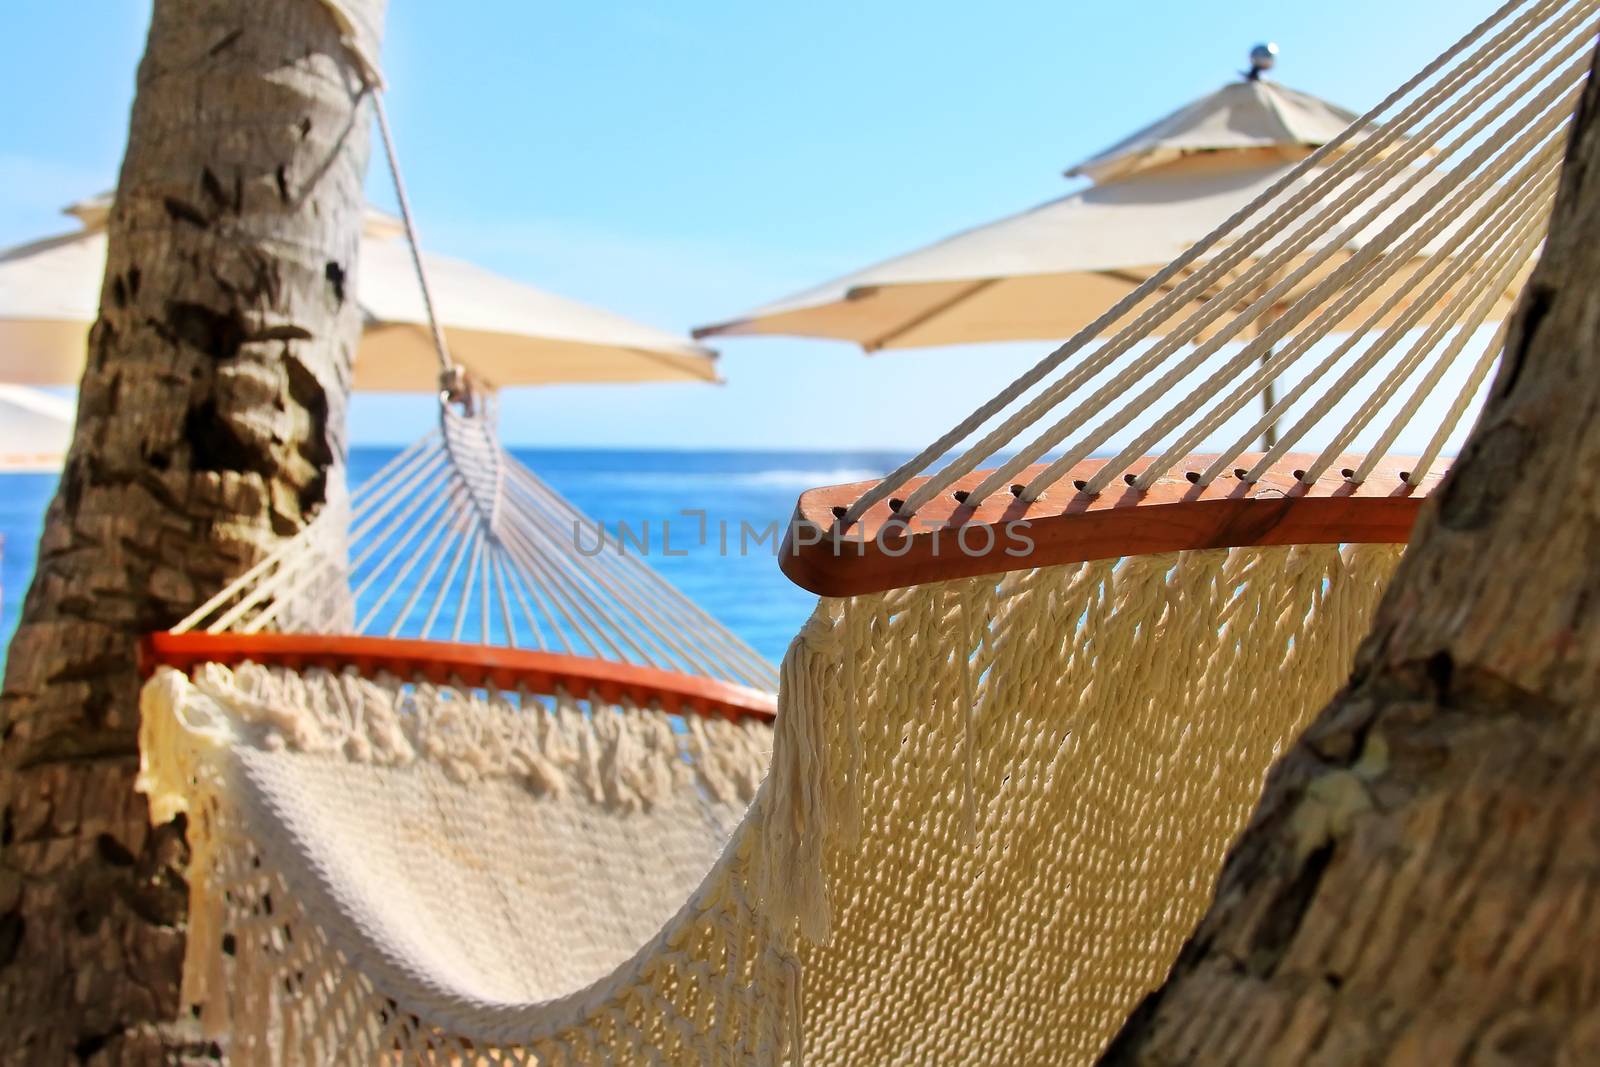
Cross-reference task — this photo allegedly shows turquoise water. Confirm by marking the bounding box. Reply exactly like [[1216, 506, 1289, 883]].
[[1, 448, 906, 669]]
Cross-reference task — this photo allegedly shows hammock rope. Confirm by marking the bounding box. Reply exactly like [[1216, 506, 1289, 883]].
[[371, 91, 456, 390], [134, 1, 1597, 1063], [167, 402, 776, 693], [848, 0, 1588, 526]]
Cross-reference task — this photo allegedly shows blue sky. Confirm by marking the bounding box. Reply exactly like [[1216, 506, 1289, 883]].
[[2, 1, 1495, 449]]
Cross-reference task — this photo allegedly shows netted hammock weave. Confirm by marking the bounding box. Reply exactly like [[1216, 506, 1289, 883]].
[[137, 0, 1595, 1062]]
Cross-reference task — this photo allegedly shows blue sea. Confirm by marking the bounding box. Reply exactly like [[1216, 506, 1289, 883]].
[[0, 448, 906, 671]]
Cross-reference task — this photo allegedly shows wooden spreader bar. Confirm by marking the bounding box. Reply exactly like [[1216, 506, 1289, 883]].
[[142, 632, 777, 722], [780, 454, 1442, 598]]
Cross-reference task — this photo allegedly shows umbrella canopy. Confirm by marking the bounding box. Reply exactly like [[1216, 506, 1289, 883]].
[[695, 76, 1518, 351], [1068, 78, 1359, 182], [0, 385, 73, 472], [0, 195, 720, 390]]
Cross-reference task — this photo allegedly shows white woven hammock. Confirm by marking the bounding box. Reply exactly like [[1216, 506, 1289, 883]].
[[137, 1, 1595, 1062]]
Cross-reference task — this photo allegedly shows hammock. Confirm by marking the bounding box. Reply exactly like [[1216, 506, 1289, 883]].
[[136, 0, 1594, 1062]]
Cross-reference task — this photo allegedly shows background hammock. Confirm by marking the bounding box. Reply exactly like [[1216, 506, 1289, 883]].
[[156, 399, 775, 698], [138, 0, 1595, 1062]]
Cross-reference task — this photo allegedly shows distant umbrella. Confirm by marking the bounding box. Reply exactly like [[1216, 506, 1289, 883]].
[[696, 56, 1526, 445], [696, 69, 1517, 351], [0, 194, 720, 391], [0, 385, 73, 472]]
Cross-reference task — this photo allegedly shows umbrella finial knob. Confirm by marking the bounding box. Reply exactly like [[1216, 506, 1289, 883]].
[[1246, 42, 1279, 81]]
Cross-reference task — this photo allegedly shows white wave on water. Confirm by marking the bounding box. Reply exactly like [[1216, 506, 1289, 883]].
[[581, 468, 883, 491], [735, 468, 881, 488]]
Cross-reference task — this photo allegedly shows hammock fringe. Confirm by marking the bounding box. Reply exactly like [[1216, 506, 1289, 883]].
[[142, 663, 771, 812]]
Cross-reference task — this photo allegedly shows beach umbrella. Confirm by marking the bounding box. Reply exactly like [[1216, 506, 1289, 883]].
[[0, 194, 720, 392], [0, 385, 73, 472], [694, 53, 1524, 355]]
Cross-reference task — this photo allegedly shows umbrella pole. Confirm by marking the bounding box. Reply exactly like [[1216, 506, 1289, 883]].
[[1255, 289, 1283, 451], [1261, 349, 1278, 450]]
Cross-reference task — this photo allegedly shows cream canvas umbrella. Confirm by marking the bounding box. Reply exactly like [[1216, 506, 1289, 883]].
[[0, 194, 720, 391], [0, 385, 74, 472], [695, 59, 1523, 353]]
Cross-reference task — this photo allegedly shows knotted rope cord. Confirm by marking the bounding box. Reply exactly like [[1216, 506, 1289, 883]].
[[1409, 316, 1514, 484], [853, 0, 1565, 522], [841, 0, 1592, 528], [1044, 53, 1581, 498], [949, 0, 1581, 510], [995, 2, 1586, 504], [313, 0, 465, 402], [495, 462, 775, 683], [990, 0, 1588, 506], [1294, 169, 1557, 484], [1178, 145, 1562, 487], [1351, 221, 1544, 480], [370, 92, 461, 400], [362, 85, 765, 682], [1206, 153, 1556, 488], [195, 437, 461, 638], [172, 429, 776, 688], [1088, 82, 1575, 496]]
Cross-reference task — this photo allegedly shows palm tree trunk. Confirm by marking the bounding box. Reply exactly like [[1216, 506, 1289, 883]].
[[1104, 49, 1600, 1066], [0, 1, 386, 1060]]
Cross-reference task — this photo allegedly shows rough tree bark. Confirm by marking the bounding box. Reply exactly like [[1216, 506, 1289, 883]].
[[0, 1, 386, 1062], [1103, 48, 1600, 1067]]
